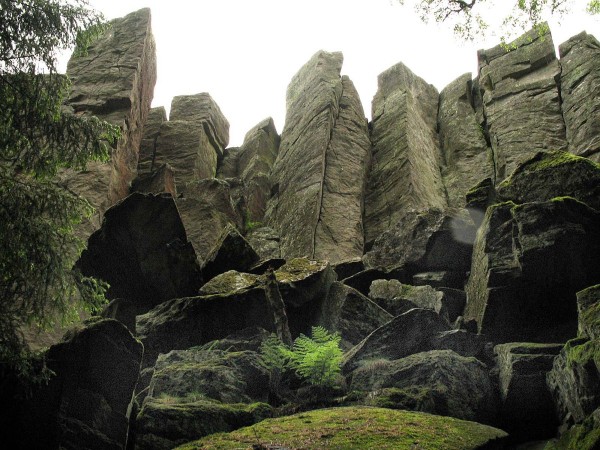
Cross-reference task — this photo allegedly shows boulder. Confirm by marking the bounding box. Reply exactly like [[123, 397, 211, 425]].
[[137, 106, 167, 175], [16, 319, 143, 450], [342, 308, 450, 374], [245, 226, 281, 260], [134, 399, 270, 450], [438, 73, 492, 208], [200, 225, 260, 282], [495, 342, 563, 439], [364, 62, 446, 247], [496, 151, 600, 210], [363, 208, 475, 276], [199, 270, 260, 295], [317, 282, 393, 350], [577, 285, 600, 339], [368, 280, 443, 317], [332, 258, 364, 281], [547, 337, 600, 425], [131, 163, 176, 197], [341, 268, 410, 297], [548, 407, 600, 450], [137, 289, 275, 369], [430, 330, 487, 359], [101, 298, 138, 334], [76, 192, 202, 313], [559, 31, 600, 161], [60, 8, 156, 231], [477, 25, 567, 181], [265, 51, 370, 263], [465, 198, 600, 343], [175, 178, 242, 262], [349, 350, 498, 424]]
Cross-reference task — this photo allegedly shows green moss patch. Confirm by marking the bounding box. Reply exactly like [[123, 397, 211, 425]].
[[176, 406, 508, 449], [565, 338, 600, 368], [274, 258, 327, 283], [545, 413, 600, 450]]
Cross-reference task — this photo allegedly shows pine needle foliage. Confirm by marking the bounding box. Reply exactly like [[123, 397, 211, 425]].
[[0, 0, 120, 382]]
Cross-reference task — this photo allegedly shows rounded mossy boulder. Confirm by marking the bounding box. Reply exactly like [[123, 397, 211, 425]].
[[175, 406, 508, 449]]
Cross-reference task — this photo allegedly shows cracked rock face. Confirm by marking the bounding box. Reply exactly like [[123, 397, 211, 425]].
[[265, 50, 370, 264]]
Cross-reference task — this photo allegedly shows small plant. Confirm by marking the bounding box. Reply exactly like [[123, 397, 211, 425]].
[[260, 326, 343, 390]]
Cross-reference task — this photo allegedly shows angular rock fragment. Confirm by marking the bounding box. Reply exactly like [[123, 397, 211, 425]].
[[577, 285, 600, 340], [364, 63, 446, 247], [559, 31, 600, 161], [131, 163, 176, 196], [477, 25, 567, 181], [77, 192, 202, 313], [245, 226, 281, 260], [137, 106, 167, 175], [266, 51, 370, 263]]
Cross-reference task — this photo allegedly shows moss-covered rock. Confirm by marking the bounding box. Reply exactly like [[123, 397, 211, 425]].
[[175, 406, 509, 449], [577, 285, 600, 339], [199, 270, 260, 295], [545, 408, 600, 450], [135, 398, 271, 450]]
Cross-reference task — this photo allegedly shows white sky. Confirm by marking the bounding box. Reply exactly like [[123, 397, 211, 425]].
[[82, 0, 599, 146]]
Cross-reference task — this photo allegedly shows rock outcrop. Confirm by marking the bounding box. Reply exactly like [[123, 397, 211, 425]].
[[265, 51, 370, 263]]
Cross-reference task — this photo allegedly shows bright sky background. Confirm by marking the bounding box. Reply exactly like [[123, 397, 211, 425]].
[[78, 0, 599, 146]]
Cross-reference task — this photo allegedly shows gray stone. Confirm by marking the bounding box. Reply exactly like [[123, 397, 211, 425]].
[[265, 51, 370, 263], [430, 330, 486, 359], [364, 62, 446, 247], [317, 282, 392, 350], [217, 147, 241, 179], [559, 31, 600, 160], [495, 342, 563, 439], [131, 163, 176, 197], [349, 350, 498, 424], [137, 106, 167, 175], [577, 285, 600, 340], [465, 198, 600, 343], [245, 226, 281, 260], [478, 25, 567, 182], [199, 270, 260, 295], [438, 73, 493, 208], [342, 308, 450, 374], [368, 281, 443, 318]]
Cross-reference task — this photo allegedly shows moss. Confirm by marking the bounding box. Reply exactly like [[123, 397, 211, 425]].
[[545, 414, 600, 450], [200, 271, 260, 294], [175, 406, 508, 450], [274, 257, 326, 283], [368, 386, 437, 410], [564, 338, 600, 368], [580, 301, 600, 337]]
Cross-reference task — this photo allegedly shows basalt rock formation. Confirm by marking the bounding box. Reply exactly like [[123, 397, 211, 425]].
[[9, 10, 600, 450]]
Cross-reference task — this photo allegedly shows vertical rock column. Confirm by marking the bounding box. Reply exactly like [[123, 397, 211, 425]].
[[363, 62, 447, 248], [64, 8, 157, 230], [477, 25, 567, 182], [559, 31, 600, 162], [266, 51, 371, 263], [137, 106, 167, 175]]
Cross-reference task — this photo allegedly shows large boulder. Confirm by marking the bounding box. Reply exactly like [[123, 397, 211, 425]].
[[15, 319, 143, 450], [477, 25, 567, 182], [496, 151, 600, 211], [363, 62, 446, 248], [465, 198, 600, 343], [349, 350, 498, 424], [559, 31, 600, 161], [342, 308, 450, 374], [438, 73, 493, 208], [265, 51, 371, 263], [76, 193, 202, 313], [62, 8, 156, 230], [495, 342, 563, 440], [317, 282, 393, 350]]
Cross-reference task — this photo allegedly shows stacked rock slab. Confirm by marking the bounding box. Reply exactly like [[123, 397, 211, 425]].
[[438, 73, 492, 208], [153, 93, 229, 186], [477, 26, 567, 182], [364, 62, 447, 247], [559, 31, 600, 162], [63, 8, 156, 231], [265, 51, 371, 263]]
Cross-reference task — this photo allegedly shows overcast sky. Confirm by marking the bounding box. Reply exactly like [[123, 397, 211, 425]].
[[81, 0, 599, 146]]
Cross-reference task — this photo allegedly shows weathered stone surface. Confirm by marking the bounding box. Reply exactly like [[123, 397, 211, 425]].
[[342, 308, 450, 374], [332, 258, 364, 281], [201, 225, 260, 282], [342, 268, 410, 297], [217, 147, 241, 179], [548, 407, 600, 450], [578, 285, 600, 340], [439, 73, 492, 208], [149, 348, 270, 404], [169, 93, 229, 150], [429, 330, 486, 359], [63, 8, 156, 226], [559, 31, 600, 160], [77, 193, 202, 313], [349, 350, 498, 424], [175, 179, 242, 262], [364, 63, 446, 247], [16, 319, 143, 450], [131, 163, 176, 196], [245, 226, 281, 260], [265, 51, 370, 263], [495, 342, 563, 439], [101, 298, 138, 334], [496, 151, 600, 210], [547, 337, 600, 425], [137, 289, 275, 368], [137, 106, 167, 175], [368, 280, 443, 317], [465, 198, 600, 343], [363, 208, 475, 276], [199, 270, 260, 295], [317, 282, 392, 350], [478, 25, 567, 181]]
